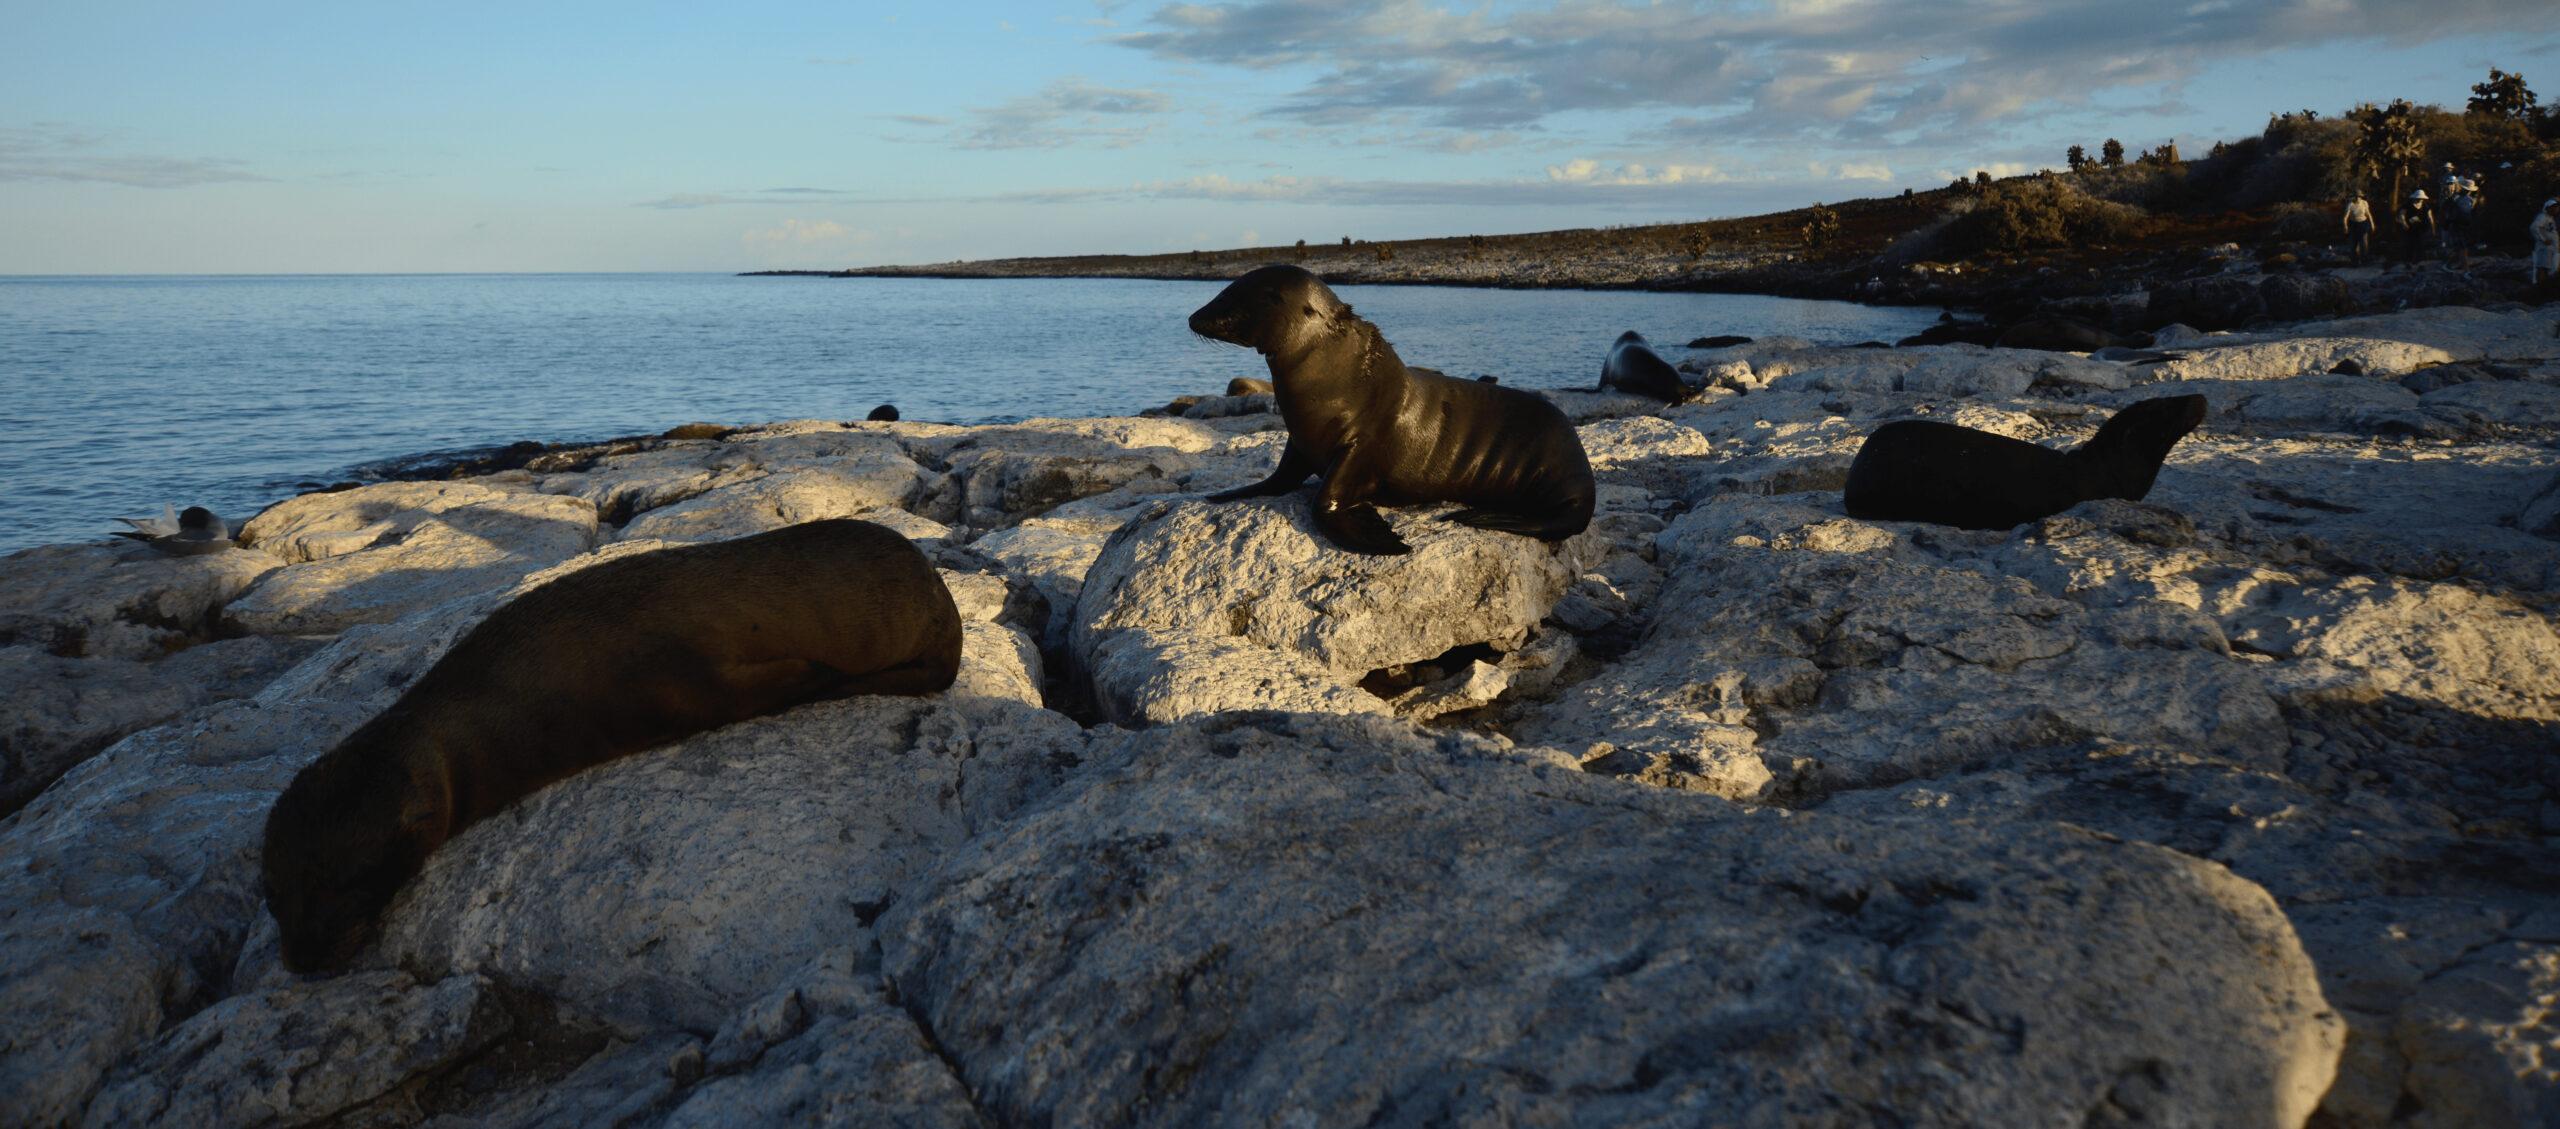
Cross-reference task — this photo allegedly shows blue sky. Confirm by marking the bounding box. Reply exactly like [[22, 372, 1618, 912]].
[[4, 1, 2553, 273]]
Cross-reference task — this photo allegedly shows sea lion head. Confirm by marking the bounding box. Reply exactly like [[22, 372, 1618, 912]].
[[262, 719, 451, 973], [1189, 265, 1352, 361], [2079, 393, 2209, 501]]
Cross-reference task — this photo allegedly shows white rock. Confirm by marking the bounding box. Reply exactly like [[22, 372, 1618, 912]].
[[78, 972, 509, 1129], [1070, 495, 1599, 724], [226, 488, 599, 635], [376, 695, 1088, 1031], [883, 713, 2344, 1129], [2418, 378, 2560, 426], [615, 464, 936, 544], [0, 636, 317, 814], [0, 543, 278, 659]]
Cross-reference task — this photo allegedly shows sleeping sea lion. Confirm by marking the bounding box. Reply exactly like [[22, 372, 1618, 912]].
[[1189, 265, 1594, 555], [1598, 331, 1691, 402], [1842, 394, 2208, 530], [1995, 316, 2149, 353], [262, 518, 962, 972]]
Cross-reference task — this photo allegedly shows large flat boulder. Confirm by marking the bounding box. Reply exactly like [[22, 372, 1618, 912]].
[[227, 483, 599, 635], [367, 695, 1087, 1031], [883, 713, 2343, 1129]]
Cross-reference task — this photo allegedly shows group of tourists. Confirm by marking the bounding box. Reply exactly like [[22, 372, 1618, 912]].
[[2342, 161, 2560, 285]]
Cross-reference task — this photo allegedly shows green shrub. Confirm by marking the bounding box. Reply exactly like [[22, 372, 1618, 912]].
[[1925, 178, 2147, 257]]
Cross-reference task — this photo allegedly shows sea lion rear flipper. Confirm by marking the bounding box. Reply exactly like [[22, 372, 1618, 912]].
[[1317, 503, 1411, 555], [833, 656, 962, 698], [1444, 507, 1577, 541]]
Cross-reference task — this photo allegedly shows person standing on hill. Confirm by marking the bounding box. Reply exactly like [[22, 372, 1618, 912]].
[[2398, 189, 2435, 267], [2532, 198, 2559, 286], [2444, 181, 2477, 270], [2341, 192, 2374, 265]]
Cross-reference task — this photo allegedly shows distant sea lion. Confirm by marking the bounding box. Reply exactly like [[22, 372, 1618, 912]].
[[1225, 377, 1275, 397], [1842, 395, 2207, 530], [1895, 320, 2002, 348], [262, 519, 962, 972], [1688, 334, 1753, 349], [866, 404, 901, 422], [1597, 331, 1691, 402], [1190, 265, 1594, 555], [1995, 317, 2149, 353], [660, 422, 734, 441]]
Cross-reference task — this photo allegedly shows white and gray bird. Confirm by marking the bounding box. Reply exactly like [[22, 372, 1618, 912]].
[[113, 504, 236, 555]]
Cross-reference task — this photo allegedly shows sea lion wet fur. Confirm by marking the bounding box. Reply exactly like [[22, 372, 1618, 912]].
[[1189, 265, 1596, 555], [1842, 394, 2208, 530], [1598, 331, 1692, 402], [262, 518, 962, 972]]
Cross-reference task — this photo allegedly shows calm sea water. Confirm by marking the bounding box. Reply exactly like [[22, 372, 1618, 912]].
[[0, 273, 1940, 552]]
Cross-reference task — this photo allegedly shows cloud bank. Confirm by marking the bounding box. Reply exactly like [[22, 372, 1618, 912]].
[[1115, 0, 2522, 140]]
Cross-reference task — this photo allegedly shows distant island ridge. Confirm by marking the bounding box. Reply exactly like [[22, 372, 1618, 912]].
[[753, 83, 2560, 325]]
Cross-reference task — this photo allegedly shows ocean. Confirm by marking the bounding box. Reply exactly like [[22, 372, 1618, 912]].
[[0, 273, 1942, 552]]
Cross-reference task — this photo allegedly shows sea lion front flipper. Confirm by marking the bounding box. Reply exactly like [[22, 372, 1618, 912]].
[[1316, 502, 1411, 555], [1208, 439, 1314, 502]]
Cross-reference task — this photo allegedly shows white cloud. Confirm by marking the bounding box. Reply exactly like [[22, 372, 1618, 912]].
[[1544, 159, 1726, 186], [907, 77, 1175, 150]]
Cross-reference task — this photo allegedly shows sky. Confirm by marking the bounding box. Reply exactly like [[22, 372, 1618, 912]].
[[4, 1, 2554, 274]]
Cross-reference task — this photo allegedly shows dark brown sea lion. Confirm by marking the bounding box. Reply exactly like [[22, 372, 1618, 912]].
[[1225, 377, 1275, 397], [1842, 395, 2207, 530], [1995, 316, 2150, 353], [1189, 265, 1595, 555], [866, 404, 901, 422], [262, 518, 962, 972], [1598, 331, 1692, 402]]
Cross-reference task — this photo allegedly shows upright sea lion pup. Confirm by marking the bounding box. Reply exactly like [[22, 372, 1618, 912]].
[[1598, 330, 1692, 402], [262, 519, 962, 973], [1189, 265, 1595, 555], [1842, 394, 2207, 530]]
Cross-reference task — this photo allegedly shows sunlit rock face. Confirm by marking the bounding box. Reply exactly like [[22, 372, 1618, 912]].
[[1069, 493, 1603, 726], [4, 303, 2559, 1126]]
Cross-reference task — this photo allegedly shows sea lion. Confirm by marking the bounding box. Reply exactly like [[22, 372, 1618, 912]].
[[262, 518, 961, 972], [1190, 265, 1594, 555], [1687, 334, 1753, 349], [1995, 316, 2149, 353], [1225, 377, 1275, 397], [1842, 394, 2207, 530], [1597, 331, 1691, 402], [866, 404, 901, 422]]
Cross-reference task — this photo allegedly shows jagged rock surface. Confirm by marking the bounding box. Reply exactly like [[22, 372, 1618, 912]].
[[884, 714, 2342, 1129], [4, 304, 2558, 1126]]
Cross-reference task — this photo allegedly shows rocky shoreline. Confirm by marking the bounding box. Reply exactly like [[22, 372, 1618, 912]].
[[5, 302, 2559, 1126]]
